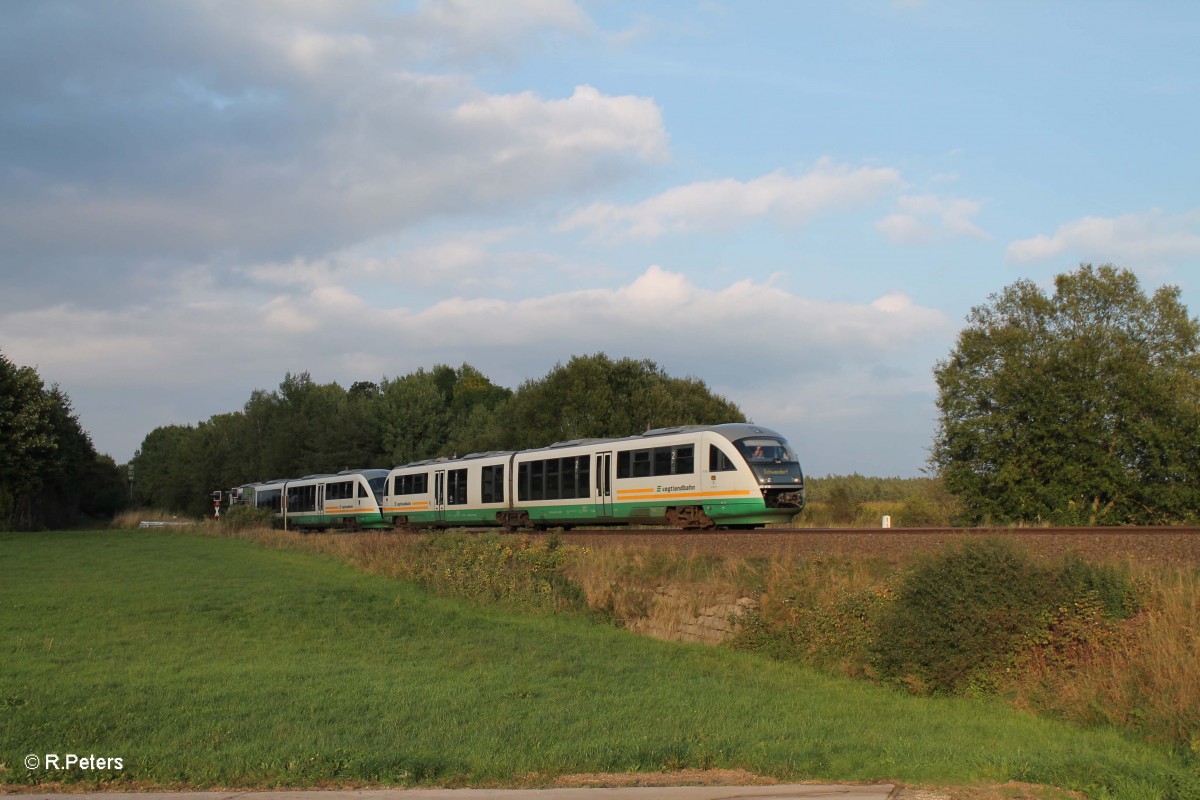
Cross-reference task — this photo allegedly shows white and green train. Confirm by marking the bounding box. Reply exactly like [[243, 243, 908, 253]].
[[234, 424, 804, 531], [235, 469, 391, 530]]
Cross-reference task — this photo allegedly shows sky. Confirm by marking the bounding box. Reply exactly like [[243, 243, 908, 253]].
[[2, 1, 1198, 477]]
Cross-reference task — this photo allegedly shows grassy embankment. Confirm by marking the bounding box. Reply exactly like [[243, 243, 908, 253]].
[[2, 528, 1198, 798], [188, 510, 1200, 753]]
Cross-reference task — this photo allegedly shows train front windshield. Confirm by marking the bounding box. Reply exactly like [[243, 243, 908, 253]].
[[736, 437, 803, 485]]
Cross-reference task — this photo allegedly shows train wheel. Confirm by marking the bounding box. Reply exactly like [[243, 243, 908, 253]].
[[670, 506, 716, 530], [499, 510, 530, 532]]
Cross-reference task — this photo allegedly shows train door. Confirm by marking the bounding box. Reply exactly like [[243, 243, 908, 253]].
[[595, 451, 613, 518], [317, 483, 326, 520], [433, 470, 447, 522]]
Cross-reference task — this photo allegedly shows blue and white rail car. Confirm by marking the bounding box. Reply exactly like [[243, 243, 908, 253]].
[[517, 423, 804, 529], [279, 469, 390, 530], [381, 423, 804, 530], [226, 480, 283, 511], [384, 452, 514, 528]]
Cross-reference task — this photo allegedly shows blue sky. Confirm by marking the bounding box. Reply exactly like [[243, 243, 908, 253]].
[[2, 1, 1197, 477]]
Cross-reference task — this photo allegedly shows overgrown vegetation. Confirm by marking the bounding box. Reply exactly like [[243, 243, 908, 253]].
[[4, 528, 1198, 799], [797, 475, 960, 527], [870, 539, 1139, 695], [379, 532, 589, 614], [0, 349, 127, 530], [129, 354, 744, 516], [197, 522, 1198, 758], [718, 543, 1192, 751]]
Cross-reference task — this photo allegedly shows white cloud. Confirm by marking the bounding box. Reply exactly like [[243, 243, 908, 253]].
[[876, 194, 989, 244], [406, 0, 594, 64], [0, 3, 665, 310], [238, 228, 563, 297], [453, 84, 669, 165], [1006, 209, 1200, 265], [560, 159, 904, 242], [0, 266, 952, 466]]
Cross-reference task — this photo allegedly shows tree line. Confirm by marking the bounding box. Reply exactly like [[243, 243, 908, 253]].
[[7, 264, 1198, 528], [1, 350, 127, 530], [130, 354, 745, 517]]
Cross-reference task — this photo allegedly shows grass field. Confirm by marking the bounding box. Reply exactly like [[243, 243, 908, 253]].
[[2, 529, 1197, 798]]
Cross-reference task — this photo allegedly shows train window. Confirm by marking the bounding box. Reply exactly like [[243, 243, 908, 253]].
[[287, 485, 316, 512], [631, 445, 695, 476], [530, 460, 544, 500], [619, 447, 688, 478], [557, 460, 567, 496], [578, 457, 591, 498], [559, 458, 574, 499], [738, 438, 794, 463], [394, 473, 429, 495], [709, 445, 737, 472], [327, 481, 352, 500], [563, 456, 587, 499], [447, 469, 467, 505], [481, 465, 505, 504], [517, 463, 528, 501], [545, 459, 560, 500], [368, 476, 386, 501], [675, 445, 694, 474], [256, 489, 281, 510]]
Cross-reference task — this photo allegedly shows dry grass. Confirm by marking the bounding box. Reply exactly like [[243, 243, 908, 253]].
[[161, 520, 1200, 751], [564, 544, 744, 625], [110, 508, 201, 528], [1007, 566, 1200, 751]]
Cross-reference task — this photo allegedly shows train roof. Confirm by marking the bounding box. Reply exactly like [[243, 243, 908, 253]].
[[541, 423, 789, 450], [384, 424, 794, 465], [249, 468, 390, 486], [703, 422, 788, 442]]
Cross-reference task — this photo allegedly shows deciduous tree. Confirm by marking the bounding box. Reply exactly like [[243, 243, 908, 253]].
[[0, 350, 120, 528], [932, 265, 1200, 524]]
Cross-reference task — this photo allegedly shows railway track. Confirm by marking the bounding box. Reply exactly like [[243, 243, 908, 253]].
[[523, 526, 1200, 567]]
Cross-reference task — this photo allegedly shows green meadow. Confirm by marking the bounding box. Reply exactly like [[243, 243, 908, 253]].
[[1, 529, 1196, 798]]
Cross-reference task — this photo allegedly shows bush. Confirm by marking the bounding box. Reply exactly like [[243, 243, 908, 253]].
[[826, 483, 862, 523], [871, 538, 1141, 695], [220, 503, 275, 531], [872, 538, 1060, 693], [892, 494, 949, 527], [1055, 554, 1140, 619]]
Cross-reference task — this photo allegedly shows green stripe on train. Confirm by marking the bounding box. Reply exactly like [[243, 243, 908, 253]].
[[281, 512, 390, 529], [382, 497, 792, 527]]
